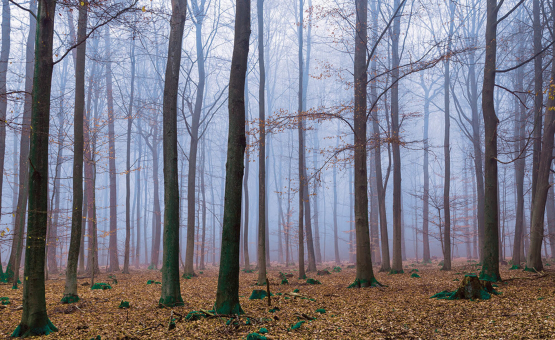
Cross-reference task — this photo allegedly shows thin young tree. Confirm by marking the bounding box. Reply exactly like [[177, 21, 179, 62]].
[[63, 0, 88, 304], [160, 0, 187, 307], [214, 0, 250, 314], [11, 0, 59, 335]]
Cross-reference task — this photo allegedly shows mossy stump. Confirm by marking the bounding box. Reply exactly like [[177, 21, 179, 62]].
[[431, 274, 500, 300]]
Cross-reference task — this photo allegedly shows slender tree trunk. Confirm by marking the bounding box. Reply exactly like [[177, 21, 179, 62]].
[[63, 1, 87, 303], [200, 140, 207, 270], [12, 0, 59, 335], [390, 0, 403, 273], [369, 148, 380, 264], [480, 0, 501, 282], [257, 0, 267, 285], [214, 0, 250, 314], [6, 0, 36, 283], [531, 0, 543, 230], [160, 0, 186, 306], [442, 3, 454, 271], [123, 33, 136, 274], [312, 130, 322, 263], [0, 0, 10, 248], [297, 0, 306, 279], [333, 141, 340, 264], [422, 86, 431, 263], [184, 3, 206, 276], [243, 129, 250, 270]]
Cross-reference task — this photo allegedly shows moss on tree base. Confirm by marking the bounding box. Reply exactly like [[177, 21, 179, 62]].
[[60, 294, 80, 304], [11, 319, 58, 338], [158, 296, 184, 307], [348, 277, 382, 288], [214, 300, 244, 315], [431, 274, 501, 300]]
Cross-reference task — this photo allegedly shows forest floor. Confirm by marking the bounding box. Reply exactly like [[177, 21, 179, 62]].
[[0, 258, 554, 339]]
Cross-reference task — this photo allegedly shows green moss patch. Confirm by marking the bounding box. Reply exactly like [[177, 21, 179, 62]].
[[249, 289, 273, 300], [91, 283, 111, 290], [289, 320, 306, 330], [60, 294, 80, 304], [316, 308, 326, 314], [348, 277, 382, 288], [0, 297, 9, 305], [333, 266, 342, 272], [306, 278, 321, 285], [410, 273, 421, 278], [246, 333, 267, 340], [118, 300, 130, 309]]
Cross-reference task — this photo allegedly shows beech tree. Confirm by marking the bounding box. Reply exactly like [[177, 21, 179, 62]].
[[12, 0, 59, 335], [215, 0, 250, 314]]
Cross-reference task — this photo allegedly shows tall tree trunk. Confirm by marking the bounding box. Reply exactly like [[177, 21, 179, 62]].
[[312, 130, 322, 263], [200, 140, 207, 270], [442, 2, 454, 271], [6, 0, 36, 283], [480, 0, 501, 282], [527, 3, 555, 270], [148, 127, 162, 269], [257, 0, 267, 285], [513, 38, 527, 266], [243, 128, 250, 270], [134, 136, 141, 268], [214, 0, 250, 314], [63, 1, 87, 303], [12, 0, 59, 335], [160, 0, 186, 306], [369, 148, 380, 264], [390, 0, 403, 273], [297, 0, 305, 279], [105, 27, 119, 272], [422, 83, 431, 263], [352, 0, 377, 286], [0, 0, 10, 250], [184, 0, 206, 276], [123, 33, 136, 274], [333, 139, 340, 264], [531, 0, 543, 231]]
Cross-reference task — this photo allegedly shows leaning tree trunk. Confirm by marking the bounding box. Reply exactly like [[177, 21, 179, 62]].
[[63, 0, 87, 303], [160, 0, 186, 306], [215, 0, 250, 314], [12, 0, 59, 335], [480, 0, 501, 282], [105, 27, 119, 273]]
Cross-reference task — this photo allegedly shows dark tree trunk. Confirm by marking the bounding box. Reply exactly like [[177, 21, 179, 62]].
[[160, 0, 186, 306], [333, 141, 340, 264], [528, 3, 555, 270], [63, 1, 87, 303], [480, 0, 501, 282], [200, 140, 207, 270], [214, 0, 250, 314], [257, 0, 267, 285], [352, 0, 377, 286], [243, 128, 250, 270], [12, 0, 59, 335]]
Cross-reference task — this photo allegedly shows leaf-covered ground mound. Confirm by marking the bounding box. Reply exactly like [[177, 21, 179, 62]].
[[0, 258, 553, 339]]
